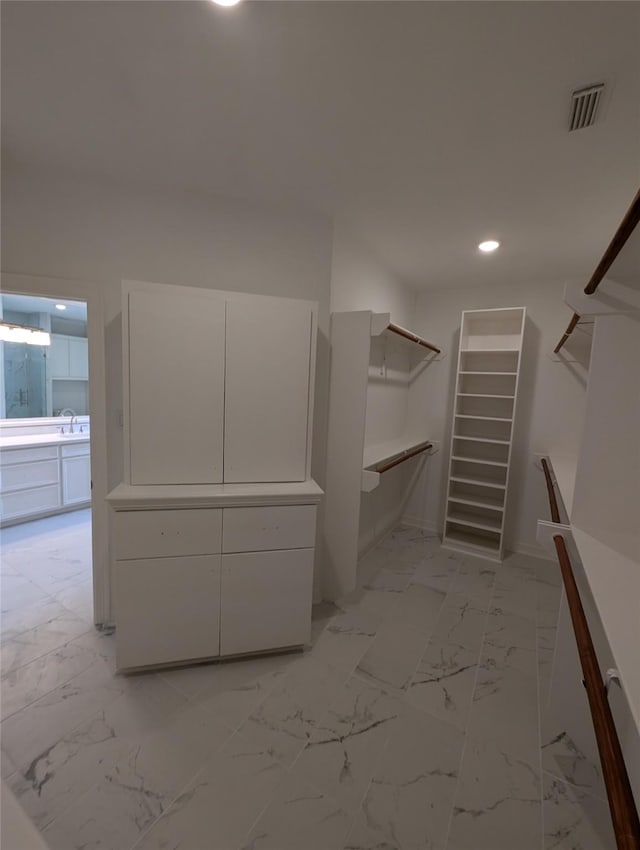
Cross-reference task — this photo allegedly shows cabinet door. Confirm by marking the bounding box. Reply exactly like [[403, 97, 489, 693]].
[[224, 300, 313, 483], [220, 548, 313, 656], [127, 289, 225, 485], [49, 336, 69, 379], [115, 554, 221, 669], [62, 455, 91, 505], [68, 338, 89, 379]]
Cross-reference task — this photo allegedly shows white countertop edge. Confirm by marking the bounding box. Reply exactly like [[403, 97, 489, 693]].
[[0, 434, 91, 449], [106, 481, 324, 509], [570, 526, 640, 736]]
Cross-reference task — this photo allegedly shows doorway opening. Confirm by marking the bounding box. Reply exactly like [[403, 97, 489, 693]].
[[1, 291, 96, 643]]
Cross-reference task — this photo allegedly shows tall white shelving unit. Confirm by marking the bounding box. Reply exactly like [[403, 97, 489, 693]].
[[443, 307, 526, 561]]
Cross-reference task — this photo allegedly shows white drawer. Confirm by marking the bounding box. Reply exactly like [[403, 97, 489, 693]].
[[113, 508, 222, 560], [0, 446, 58, 466], [1, 459, 60, 493], [61, 442, 90, 458], [222, 505, 317, 553], [1, 484, 61, 521]]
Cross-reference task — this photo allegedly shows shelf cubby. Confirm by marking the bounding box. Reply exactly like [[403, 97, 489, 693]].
[[444, 307, 525, 561]]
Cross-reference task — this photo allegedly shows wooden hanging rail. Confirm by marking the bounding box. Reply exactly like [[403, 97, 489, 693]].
[[584, 187, 640, 295], [540, 460, 640, 850], [376, 441, 432, 473], [387, 322, 441, 354], [554, 311, 582, 354]]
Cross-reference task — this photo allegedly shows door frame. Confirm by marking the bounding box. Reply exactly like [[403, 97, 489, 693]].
[[1, 271, 109, 625]]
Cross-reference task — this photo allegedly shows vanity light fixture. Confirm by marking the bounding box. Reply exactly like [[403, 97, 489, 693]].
[[478, 240, 500, 253], [210, 0, 243, 6], [55, 304, 67, 310], [0, 321, 51, 346]]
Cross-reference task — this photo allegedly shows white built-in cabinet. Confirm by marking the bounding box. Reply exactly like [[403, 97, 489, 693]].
[[108, 280, 321, 671], [443, 307, 525, 561], [49, 334, 89, 380]]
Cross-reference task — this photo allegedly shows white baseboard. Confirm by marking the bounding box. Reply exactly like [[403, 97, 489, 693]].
[[507, 540, 556, 562]]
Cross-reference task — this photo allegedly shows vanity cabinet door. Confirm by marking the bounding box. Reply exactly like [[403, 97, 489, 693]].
[[220, 548, 313, 656], [127, 289, 225, 485], [62, 454, 91, 505], [224, 299, 313, 483], [115, 554, 221, 670]]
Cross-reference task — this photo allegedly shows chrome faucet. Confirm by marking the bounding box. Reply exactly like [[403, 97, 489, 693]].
[[60, 408, 77, 434]]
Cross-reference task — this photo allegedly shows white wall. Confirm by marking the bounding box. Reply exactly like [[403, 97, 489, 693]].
[[404, 279, 589, 556], [2, 164, 334, 606]]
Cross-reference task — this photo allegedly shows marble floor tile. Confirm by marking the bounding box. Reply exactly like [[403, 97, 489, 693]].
[[294, 677, 404, 812], [1, 574, 50, 612], [132, 730, 287, 850], [338, 586, 402, 621], [378, 526, 441, 562], [342, 812, 401, 850], [42, 699, 234, 850], [50, 578, 94, 623], [536, 578, 563, 615], [0, 596, 68, 641], [1, 612, 91, 676], [240, 656, 348, 766], [449, 559, 495, 604], [1, 636, 100, 719], [410, 551, 461, 594], [1, 748, 18, 780], [191, 653, 296, 729], [541, 729, 605, 801], [407, 637, 479, 730], [500, 552, 540, 576], [490, 578, 538, 621], [467, 662, 539, 765], [8, 674, 188, 830], [310, 608, 380, 674], [481, 605, 537, 676], [361, 705, 464, 850], [242, 768, 352, 849], [447, 735, 541, 850], [534, 558, 562, 588], [430, 594, 487, 649], [1, 660, 133, 771], [543, 772, 615, 849], [363, 569, 412, 594], [355, 620, 428, 694], [390, 583, 447, 636]]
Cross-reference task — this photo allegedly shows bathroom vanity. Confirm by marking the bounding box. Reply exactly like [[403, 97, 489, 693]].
[[107, 281, 322, 671], [0, 424, 91, 526]]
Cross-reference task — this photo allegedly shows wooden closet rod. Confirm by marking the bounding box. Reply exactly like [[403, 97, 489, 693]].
[[541, 460, 640, 850], [376, 441, 432, 474], [584, 187, 640, 295], [554, 312, 582, 354], [387, 323, 441, 354]]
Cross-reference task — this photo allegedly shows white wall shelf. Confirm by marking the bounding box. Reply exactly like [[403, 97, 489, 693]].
[[443, 307, 525, 561], [324, 310, 440, 599]]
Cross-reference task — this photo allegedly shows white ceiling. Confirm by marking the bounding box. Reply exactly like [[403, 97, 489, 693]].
[[2, 1, 639, 289], [1, 294, 88, 323]]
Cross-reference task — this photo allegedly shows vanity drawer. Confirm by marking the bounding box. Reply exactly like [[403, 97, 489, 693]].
[[1, 459, 60, 493], [222, 504, 316, 553], [113, 508, 222, 560], [61, 441, 90, 458], [0, 446, 58, 466]]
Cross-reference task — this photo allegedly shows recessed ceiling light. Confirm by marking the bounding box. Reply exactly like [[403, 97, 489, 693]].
[[55, 304, 67, 310], [478, 240, 500, 253], [211, 0, 242, 6]]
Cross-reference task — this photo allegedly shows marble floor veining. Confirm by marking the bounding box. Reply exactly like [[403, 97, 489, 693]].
[[1, 514, 613, 849]]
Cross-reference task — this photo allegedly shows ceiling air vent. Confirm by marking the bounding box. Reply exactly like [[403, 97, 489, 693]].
[[569, 83, 605, 132]]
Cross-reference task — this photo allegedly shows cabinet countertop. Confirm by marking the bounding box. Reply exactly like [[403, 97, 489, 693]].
[[107, 480, 324, 509], [0, 433, 91, 450]]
